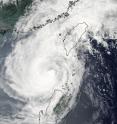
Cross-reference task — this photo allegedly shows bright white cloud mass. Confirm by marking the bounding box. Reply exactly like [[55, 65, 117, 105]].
[[0, 0, 117, 124]]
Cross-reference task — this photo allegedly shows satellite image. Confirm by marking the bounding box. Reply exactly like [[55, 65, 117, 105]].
[[0, 0, 117, 124]]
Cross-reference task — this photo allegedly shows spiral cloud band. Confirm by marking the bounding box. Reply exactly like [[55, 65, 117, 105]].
[[1, 8, 85, 123], [0, 0, 117, 123]]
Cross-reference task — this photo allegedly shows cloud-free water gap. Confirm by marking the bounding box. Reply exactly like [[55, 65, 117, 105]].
[[0, 0, 117, 124]]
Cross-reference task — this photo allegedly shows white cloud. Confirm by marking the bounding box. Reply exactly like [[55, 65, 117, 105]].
[[0, 0, 117, 123]]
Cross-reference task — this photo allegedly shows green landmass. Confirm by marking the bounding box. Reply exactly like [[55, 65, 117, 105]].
[[0, 0, 33, 43], [53, 94, 72, 116]]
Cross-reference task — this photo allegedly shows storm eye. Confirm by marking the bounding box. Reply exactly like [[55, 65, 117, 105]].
[[35, 65, 58, 92], [3, 53, 71, 101]]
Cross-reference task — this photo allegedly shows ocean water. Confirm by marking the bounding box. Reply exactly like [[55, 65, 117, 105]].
[[0, 0, 117, 124]]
